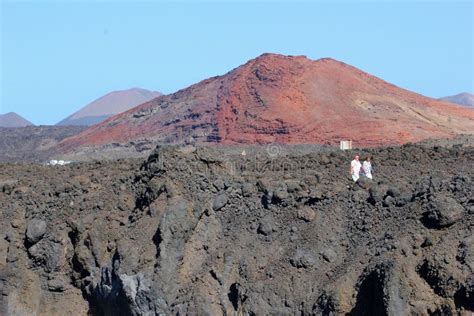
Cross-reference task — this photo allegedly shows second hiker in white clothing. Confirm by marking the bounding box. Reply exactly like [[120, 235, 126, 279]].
[[362, 156, 373, 179]]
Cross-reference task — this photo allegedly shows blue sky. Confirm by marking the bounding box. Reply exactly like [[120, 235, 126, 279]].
[[1, 1, 473, 125]]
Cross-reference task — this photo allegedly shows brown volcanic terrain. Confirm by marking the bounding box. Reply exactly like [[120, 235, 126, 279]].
[[59, 54, 474, 152], [0, 126, 87, 162]]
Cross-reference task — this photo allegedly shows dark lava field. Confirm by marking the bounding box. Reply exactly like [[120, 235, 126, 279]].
[[0, 142, 473, 315]]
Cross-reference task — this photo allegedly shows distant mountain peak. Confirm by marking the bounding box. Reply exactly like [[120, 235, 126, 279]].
[[56, 88, 162, 126], [0, 112, 34, 128], [439, 92, 474, 107]]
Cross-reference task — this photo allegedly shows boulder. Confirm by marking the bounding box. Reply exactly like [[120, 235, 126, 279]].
[[257, 216, 275, 236], [28, 240, 65, 272], [273, 186, 289, 202], [352, 190, 369, 203], [357, 176, 372, 189], [148, 178, 164, 200], [285, 180, 301, 193], [424, 196, 464, 228], [297, 207, 316, 222], [369, 185, 387, 205], [241, 182, 255, 197], [383, 196, 395, 207], [213, 179, 225, 191], [26, 219, 47, 245], [290, 249, 315, 268], [308, 186, 323, 200], [212, 193, 228, 211]]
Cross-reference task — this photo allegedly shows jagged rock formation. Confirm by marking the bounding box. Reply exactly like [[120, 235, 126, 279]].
[[58, 53, 474, 154], [0, 142, 473, 315]]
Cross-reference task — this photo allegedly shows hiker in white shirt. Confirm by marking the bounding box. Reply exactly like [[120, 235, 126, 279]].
[[362, 156, 373, 179], [350, 155, 362, 182]]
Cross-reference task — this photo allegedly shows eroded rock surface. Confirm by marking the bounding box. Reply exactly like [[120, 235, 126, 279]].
[[0, 142, 473, 315]]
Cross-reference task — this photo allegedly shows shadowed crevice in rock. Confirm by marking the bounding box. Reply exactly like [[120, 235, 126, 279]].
[[314, 292, 337, 316], [152, 227, 163, 262], [416, 260, 441, 295], [454, 285, 474, 311], [228, 283, 240, 311], [348, 269, 388, 316], [88, 268, 134, 316]]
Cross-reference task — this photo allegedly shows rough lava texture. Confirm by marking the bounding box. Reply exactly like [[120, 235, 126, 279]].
[[1, 140, 473, 315], [59, 53, 474, 153]]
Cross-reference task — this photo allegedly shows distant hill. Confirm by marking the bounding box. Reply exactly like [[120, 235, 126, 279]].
[[439, 92, 474, 107], [0, 112, 34, 128], [57, 88, 162, 126], [59, 53, 474, 152], [0, 126, 86, 162]]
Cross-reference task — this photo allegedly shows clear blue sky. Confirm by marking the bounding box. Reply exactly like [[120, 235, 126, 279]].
[[1, 1, 473, 125]]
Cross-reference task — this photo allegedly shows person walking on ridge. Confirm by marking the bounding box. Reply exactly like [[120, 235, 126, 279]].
[[362, 156, 373, 179], [350, 155, 362, 182]]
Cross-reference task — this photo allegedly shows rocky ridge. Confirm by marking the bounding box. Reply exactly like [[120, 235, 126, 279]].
[[0, 142, 473, 315]]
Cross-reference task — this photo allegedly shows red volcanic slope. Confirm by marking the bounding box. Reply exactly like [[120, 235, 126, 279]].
[[60, 54, 474, 150]]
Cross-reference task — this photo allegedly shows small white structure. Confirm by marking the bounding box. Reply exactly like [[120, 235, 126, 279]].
[[340, 140, 352, 150], [48, 159, 72, 166], [48, 160, 58, 166]]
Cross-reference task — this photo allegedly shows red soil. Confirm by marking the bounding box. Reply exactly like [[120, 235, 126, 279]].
[[59, 53, 474, 150]]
